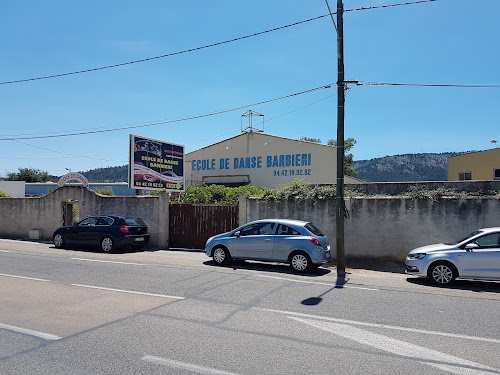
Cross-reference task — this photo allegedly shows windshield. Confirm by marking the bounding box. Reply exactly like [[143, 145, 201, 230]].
[[445, 230, 483, 245], [124, 218, 146, 226]]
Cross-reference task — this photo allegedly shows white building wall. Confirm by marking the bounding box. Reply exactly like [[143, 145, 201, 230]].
[[0, 181, 25, 197], [185, 132, 337, 188]]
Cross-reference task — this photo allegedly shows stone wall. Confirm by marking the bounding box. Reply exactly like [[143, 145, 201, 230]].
[[345, 180, 500, 196], [0, 186, 170, 248], [239, 196, 500, 260]]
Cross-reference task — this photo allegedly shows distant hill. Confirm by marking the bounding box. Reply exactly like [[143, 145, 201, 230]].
[[80, 165, 128, 182], [78, 152, 465, 183], [353, 152, 464, 182]]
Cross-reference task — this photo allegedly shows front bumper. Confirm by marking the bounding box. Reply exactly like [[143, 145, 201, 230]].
[[405, 259, 427, 276]]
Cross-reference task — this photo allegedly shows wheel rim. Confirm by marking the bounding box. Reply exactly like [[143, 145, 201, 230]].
[[213, 248, 225, 263], [54, 234, 63, 247], [292, 254, 308, 271], [102, 238, 113, 252], [432, 265, 453, 284]]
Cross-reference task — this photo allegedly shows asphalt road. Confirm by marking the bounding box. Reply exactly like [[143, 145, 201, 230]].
[[1, 239, 500, 375]]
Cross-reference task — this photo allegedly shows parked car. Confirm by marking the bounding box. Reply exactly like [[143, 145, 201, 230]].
[[405, 227, 500, 285], [53, 215, 150, 252], [205, 219, 331, 273]]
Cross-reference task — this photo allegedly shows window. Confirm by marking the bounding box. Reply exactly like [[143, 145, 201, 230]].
[[473, 233, 500, 248], [458, 172, 472, 181], [276, 224, 300, 236], [305, 223, 325, 236], [240, 222, 275, 236], [97, 217, 114, 226], [79, 217, 97, 226], [494, 169, 500, 181]]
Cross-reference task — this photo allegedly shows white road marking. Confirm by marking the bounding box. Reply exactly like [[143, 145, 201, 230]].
[[0, 323, 61, 341], [292, 317, 499, 375], [256, 274, 379, 290], [0, 273, 49, 282], [142, 356, 242, 375], [0, 250, 11, 253], [70, 284, 185, 299], [254, 307, 500, 344], [71, 258, 146, 266]]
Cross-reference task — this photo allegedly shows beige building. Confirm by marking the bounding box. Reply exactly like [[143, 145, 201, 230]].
[[185, 132, 361, 188], [448, 148, 500, 181]]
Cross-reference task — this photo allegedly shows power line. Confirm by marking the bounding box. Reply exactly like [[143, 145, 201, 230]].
[[0, 83, 335, 141], [0, 0, 438, 86], [355, 81, 500, 88], [345, 0, 437, 13]]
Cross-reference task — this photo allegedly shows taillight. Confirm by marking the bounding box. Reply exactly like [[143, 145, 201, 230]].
[[119, 225, 129, 233], [308, 237, 322, 247], [146, 227, 149, 234]]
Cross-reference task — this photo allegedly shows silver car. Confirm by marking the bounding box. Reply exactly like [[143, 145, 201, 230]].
[[405, 227, 500, 285], [205, 219, 331, 273]]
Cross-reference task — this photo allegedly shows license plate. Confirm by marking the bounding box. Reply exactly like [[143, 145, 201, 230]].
[[135, 237, 144, 242]]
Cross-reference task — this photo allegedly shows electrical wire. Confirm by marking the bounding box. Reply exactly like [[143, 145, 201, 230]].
[[356, 81, 500, 88], [0, 83, 335, 141], [0, 0, 438, 86]]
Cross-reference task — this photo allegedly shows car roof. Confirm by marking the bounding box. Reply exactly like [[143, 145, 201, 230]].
[[478, 227, 500, 233], [248, 218, 310, 226]]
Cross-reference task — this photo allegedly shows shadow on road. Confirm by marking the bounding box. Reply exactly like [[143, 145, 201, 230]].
[[406, 277, 500, 293], [203, 259, 332, 277]]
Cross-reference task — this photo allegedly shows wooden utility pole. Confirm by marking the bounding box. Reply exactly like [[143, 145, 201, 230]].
[[335, 0, 346, 276]]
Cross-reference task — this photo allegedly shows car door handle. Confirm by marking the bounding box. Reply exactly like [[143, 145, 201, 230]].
[[265, 239, 270, 242]]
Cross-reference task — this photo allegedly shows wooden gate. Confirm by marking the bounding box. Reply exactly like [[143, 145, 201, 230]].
[[169, 204, 239, 249]]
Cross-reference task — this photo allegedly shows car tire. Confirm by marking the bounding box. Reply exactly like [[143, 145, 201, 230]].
[[213, 246, 231, 265], [290, 251, 312, 273], [53, 233, 65, 249], [101, 236, 115, 252], [428, 261, 457, 286]]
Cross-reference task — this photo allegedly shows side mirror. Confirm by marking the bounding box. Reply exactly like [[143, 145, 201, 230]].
[[465, 243, 479, 250], [233, 230, 241, 237], [73, 222, 79, 226]]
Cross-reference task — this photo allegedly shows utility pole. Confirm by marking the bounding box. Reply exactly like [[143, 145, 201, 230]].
[[335, 0, 346, 276]]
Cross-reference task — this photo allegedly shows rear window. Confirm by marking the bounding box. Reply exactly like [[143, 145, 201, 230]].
[[305, 223, 325, 236], [124, 218, 146, 226]]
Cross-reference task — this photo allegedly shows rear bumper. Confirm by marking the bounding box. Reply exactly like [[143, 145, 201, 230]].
[[115, 234, 150, 247]]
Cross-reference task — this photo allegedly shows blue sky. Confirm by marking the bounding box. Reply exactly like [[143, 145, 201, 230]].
[[0, 0, 499, 177]]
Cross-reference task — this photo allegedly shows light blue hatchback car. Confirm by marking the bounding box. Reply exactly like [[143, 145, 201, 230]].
[[205, 219, 331, 273]]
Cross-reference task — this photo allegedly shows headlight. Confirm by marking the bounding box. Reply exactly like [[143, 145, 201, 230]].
[[407, 253, 426, 260]]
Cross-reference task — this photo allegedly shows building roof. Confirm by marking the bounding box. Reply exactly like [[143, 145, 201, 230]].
[[186, 132, 336, 155]]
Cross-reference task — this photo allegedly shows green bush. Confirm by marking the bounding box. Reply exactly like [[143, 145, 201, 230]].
[[178, 184, 268, 204], [0, 191, 11, 197]]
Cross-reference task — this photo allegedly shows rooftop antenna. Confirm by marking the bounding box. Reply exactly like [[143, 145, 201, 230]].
[[491, 139, 498, 148], [241, 110, 264, 133]]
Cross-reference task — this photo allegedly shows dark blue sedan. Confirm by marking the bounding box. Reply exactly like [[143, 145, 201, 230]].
[[53, 215, 150, 252]]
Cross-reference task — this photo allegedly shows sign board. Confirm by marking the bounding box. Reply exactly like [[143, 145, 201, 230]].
[[129, 134, 185, 191], [57, 172, 89, 187]]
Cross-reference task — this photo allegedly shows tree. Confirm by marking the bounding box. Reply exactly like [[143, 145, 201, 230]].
[[300, 136, 322, 143], [327, 138, 357, 177], [7, 168, 52, 182]]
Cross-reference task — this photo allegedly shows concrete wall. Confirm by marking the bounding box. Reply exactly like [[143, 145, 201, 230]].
[[239, 196, 500, 260], [345, 180, 500, 196], [0, 186, 170, 248]]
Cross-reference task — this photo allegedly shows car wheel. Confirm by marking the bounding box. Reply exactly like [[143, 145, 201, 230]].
[[213, 246, 231, 265], [101, 236, 115, 252], [428, 261, 457, 286], [290, 251, 312, 273], [53, 233, 65, 249]]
